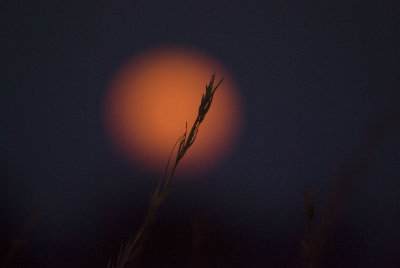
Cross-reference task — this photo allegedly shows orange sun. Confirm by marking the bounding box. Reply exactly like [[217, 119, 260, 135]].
[[104, 46, 243, 178]]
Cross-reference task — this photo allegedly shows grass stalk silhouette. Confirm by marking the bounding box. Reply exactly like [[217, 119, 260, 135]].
[[107, 74, 224, 268]]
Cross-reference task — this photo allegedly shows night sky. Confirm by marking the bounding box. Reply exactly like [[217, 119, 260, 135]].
[[2, 1, 400, 267]]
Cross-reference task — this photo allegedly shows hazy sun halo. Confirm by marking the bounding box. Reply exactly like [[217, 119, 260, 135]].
[[104, 46, 243, 179]]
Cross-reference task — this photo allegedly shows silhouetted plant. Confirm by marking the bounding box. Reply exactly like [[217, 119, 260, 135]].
[[107, 74, 223, 268]]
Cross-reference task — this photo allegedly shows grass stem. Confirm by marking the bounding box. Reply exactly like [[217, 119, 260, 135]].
[[107, 74, 223, 268]]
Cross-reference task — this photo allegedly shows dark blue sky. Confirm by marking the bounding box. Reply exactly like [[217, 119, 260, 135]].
[[2, 1, 400, 267]]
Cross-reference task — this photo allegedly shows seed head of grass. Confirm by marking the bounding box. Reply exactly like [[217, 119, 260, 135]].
[[107, 73, 223, 268]]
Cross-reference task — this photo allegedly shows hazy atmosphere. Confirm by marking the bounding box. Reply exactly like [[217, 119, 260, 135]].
[[2, 1, 400, 267]]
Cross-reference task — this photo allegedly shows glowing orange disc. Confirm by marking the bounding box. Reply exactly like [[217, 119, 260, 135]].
[[104, 46, 243, 178]]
